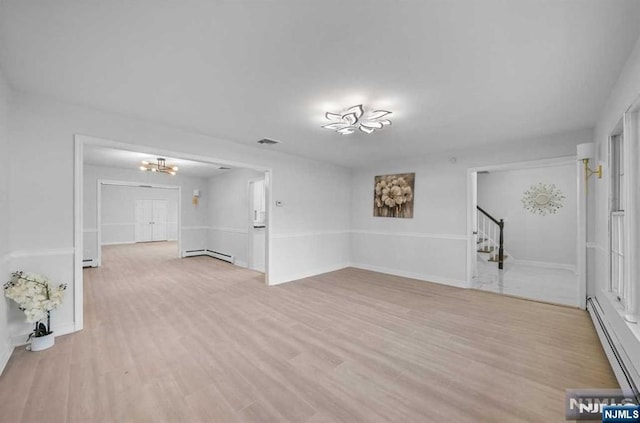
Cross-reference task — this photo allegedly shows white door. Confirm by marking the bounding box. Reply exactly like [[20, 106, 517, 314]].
[[135, 199, 168, 242], [152, 200, 168, 241], [135, 199, 153, 242], [248, 179, 266, 272]]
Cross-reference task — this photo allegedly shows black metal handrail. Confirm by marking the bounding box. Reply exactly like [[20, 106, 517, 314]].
[[477, 206, 505, 270]]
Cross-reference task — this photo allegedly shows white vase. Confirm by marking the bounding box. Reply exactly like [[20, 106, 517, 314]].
[[29, 332, 55, 352]]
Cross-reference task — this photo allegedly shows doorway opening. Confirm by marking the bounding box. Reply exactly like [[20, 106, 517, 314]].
[[248, 177, 266, 272], [74, 135, 272, 331], [92, 180, 182, 268], [466, 157, 583, 307]]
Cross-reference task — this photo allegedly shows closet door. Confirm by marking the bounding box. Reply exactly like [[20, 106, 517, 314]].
[[151, 200, 168, 241], [135, 199, 153, 242]]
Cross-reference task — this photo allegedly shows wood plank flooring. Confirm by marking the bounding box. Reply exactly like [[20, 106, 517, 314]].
[[0, 242, 617, 422]]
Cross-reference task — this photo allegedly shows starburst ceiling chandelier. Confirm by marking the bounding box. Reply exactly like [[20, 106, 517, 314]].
[[139, 158, 178, 175], [322, 104, 392, 135]]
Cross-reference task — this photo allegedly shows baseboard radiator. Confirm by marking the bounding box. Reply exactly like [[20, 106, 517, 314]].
[[587, 297, 640, 402], [82, 258, 98, 268], [183, 249, 235, 264]]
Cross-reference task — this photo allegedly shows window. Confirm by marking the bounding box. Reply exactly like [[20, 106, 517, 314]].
[[609, 105, 639, 324], [610, 133, 624, 300]]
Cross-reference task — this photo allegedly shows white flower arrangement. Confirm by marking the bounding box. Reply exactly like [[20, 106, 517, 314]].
[[4, 271, 67, 338]]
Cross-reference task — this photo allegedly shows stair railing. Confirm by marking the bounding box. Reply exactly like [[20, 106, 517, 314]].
[[476, 206, 505, 270]]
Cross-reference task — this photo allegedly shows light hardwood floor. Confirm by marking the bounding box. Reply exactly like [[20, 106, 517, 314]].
[[0, 242, 617, 422]]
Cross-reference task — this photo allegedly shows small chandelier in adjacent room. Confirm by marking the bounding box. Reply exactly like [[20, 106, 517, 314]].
[[139, 158, 178, 175], [322, 104, 392, 135]]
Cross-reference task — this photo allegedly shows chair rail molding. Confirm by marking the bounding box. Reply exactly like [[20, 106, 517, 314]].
[[271, 230, 350, 239], [208, 226, 250, 234], [9, 248, 75, 259], [350, 229, 467, 240]]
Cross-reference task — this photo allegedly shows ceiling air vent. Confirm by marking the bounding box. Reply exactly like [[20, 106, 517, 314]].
[[257, 138, 280, 145]]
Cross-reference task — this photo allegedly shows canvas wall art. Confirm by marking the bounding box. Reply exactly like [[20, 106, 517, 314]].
[[373, 173, 415, 218]]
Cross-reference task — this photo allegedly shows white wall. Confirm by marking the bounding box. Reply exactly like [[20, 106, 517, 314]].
[[207, 168, 264, 268], [7, 91, 351, 343], [101, 185, 179, 244], [83, 164, 208, 261], [477, 164, 577, 268], [0, 68, 13, 371], [350, 130, 589, 287], [592, 36, 640, 380]]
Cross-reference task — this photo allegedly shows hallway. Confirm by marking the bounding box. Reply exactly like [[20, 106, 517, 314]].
[[471, 257, 579, 306]]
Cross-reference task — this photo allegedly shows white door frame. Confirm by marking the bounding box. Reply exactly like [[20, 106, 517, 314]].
[[247, 175, 266, 271], [74, 134, 273, 332], [97, 179, 181, 266], [466, 155, 585, 308]]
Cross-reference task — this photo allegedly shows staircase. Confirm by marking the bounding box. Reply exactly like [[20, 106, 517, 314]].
[[476, 206, 506, 269]]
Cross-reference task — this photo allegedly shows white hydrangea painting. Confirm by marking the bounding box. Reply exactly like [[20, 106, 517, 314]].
[[374, 173, 415, 218]]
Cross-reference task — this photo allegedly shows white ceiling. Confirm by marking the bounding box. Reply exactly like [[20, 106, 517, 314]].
[[2, 1, 640, 167], [84, 145, 231, 178]]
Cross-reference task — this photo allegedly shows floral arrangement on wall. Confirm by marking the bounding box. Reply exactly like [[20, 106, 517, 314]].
[[521, 182, 565, 216], [4, 271, 67, 340], [374, 173, 415, 218]]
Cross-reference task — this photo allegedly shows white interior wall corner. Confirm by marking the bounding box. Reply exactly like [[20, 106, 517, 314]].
[[0, 66, 13, 373]]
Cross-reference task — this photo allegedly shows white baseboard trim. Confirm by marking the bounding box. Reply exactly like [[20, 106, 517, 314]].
[[183, 249, 244, 267], [10, 332, 29, 347], [183, 249, 206, 258], [11, 322, 77, 347], [102, 240, 177, 246], [513, 259, 576, 273], [350, 263, 468, 289], [587, 297, 640, 400], [183, 249, 206, 257], [101, 241, 137, 246], [269, 263, 351, 286], [0, 339, 13, 376], [206, 250, 235, 264]]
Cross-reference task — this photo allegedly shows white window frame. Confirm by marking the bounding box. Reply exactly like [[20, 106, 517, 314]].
[[609, 132, 625, 301], [613, 104, 640, 324]]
